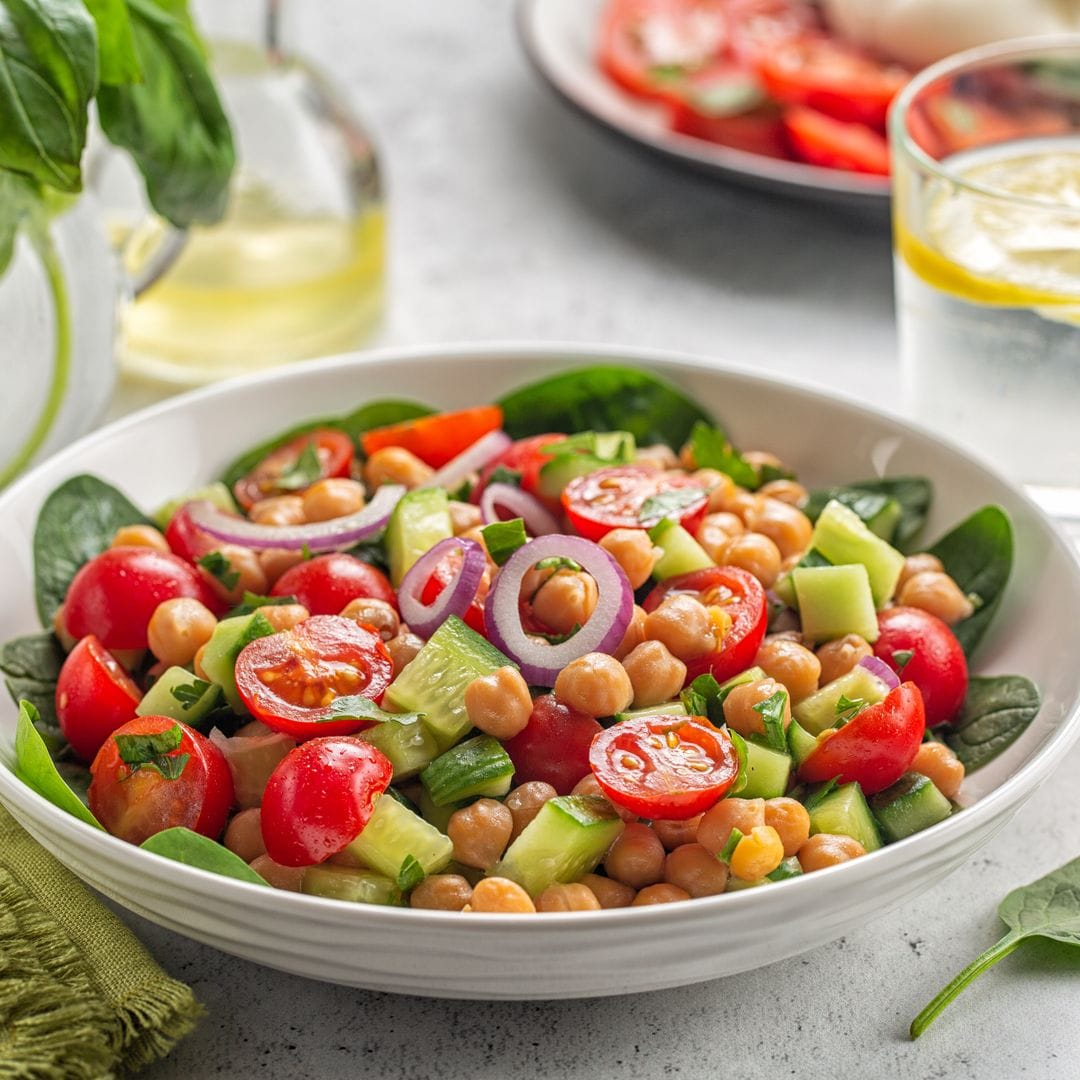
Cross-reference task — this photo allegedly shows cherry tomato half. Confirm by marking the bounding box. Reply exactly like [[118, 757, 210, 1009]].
[[781, 106, 890, 175], [563, 466, 709, 542], [56, 635, 142, 761], [360, 406, 503, 469], [260, 737, 393, 867], [799, 682, 926, 795], [473, 433, 567, 511], [590, 714, 739, 819], [63, 546, 220, 650], [165, 501, 223, 564], [234, 615, 394, 739], [644, 565, 767, 684], [421, 550, 487, 636], [89, 715, 233, 845], [270, 553, 397, 615], [502, 694, 602, 796], [234, 428, 354, 511], [873, 607, 968, 728]]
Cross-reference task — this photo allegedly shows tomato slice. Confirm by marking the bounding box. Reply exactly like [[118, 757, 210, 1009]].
[[643, 565, 767, 684], [799, 682, 926, 795], [260, 737, 393, 866], [726, 0, 818, 65], [782, 106, 890, 175], [360, 406, 503, 469], [234, 615, 394, 739], [269, 553, 397, 615], [55, 635, 142, 761], [89, 716, 233, 844], [873, 607, 968, 728], [562, 466, 709, 542], [502, 694, 602, 795], [590, 714, 739, 819], [234, 428, 354, 511], [421, 550, 487, 636], [671, 96, 787, 158]]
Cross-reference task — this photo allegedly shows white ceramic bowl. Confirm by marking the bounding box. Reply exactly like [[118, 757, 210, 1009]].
[[2, 344, 1078, 1000]]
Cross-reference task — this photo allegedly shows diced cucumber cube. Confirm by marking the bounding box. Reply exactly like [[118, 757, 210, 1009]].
[[793, 564, 878, 644], [137, 666, 221, 727], [740, 740, 792, 799], [793, 666, 890, 735], [614, 701, 688, 723], [358, 716, 440, 780], [302, 865, 402, 906], [786, 720, 820, 766], [870, 772, 952, 842], [648, 518, 714, 579], [810, 500, 904, 608], [199, 613, 275, 713], [386, 487, 453, 586], [808, 782, 883, 853], [420, 735, 515, 807], [345, 794, 453, 879], [153, 482, 237, 529]]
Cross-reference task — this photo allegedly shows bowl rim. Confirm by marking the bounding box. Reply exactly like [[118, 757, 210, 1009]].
[[3, 339, 1078, 932]]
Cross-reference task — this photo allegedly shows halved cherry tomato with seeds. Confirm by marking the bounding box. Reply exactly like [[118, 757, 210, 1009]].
[[234, 428, 354, 511], [360, 406, 503, 469], [590, 714, 739, 819]]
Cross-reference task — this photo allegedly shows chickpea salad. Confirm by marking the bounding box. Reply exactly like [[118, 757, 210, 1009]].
[[3, 365, 1041, 913]]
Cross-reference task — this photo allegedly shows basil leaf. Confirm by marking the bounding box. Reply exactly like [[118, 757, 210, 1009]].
[[396, 854, 425, 892], [752, 689, 789, 753], [1, 631, 66, 747], [14, 700, 102, 828], [320, 695, 424, 726], [929, 505, 1013, 658], [0, 170, 42, 276], [497, 365, 713, 449], [83, 0, 140, 84], [689, 421, 759, 489], [805, 478, 932, 550], [32, 474, 152, 626], [141, 827, 269, 885], [638, 487, 707, 525], [480, 518, 527, 567], [944, 675, 1040, 772]]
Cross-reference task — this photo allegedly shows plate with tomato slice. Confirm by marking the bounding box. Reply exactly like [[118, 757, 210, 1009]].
[[517, 0, 897, 205]]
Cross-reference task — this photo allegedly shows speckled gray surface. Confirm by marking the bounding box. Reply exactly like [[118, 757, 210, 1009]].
[[112, 3, 1080, 1078]]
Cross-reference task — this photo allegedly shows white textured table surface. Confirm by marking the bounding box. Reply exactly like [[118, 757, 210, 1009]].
[[111, 4, 1080, 1078]]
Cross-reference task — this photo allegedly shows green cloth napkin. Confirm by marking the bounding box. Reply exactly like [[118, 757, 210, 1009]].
[[0, 806, 202, 1079]]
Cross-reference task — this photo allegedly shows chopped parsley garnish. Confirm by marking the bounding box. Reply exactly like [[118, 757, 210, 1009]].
[[891, 649, 914, 674], [752, 689, 790, 753], [834, 693, 865, 726], [533, 555, 582, 573], [481, 518, 528, 566], [718, 827, 744, 864], [803, 777, 841, 812], [397, 855, 426, 892], [198, 551, 239, 590], [274, 442, 323, 491], [486, 466, 522, 488], [114, 723, 190, 781], [638, 487, 705, 525], [170, 678, 213, 711]]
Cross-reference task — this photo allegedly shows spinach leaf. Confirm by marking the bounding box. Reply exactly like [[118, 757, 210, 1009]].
[[944, 675, 1040, 772], [497, 365, 713, 448], [141, 826, 269, 885], [929, 505, 1013, 658], [804, 477, 932, 550], [911, 855, 1080, 1037], [32, 473, 151, 626], [14, 700, 102, 828], [96, 0, 234, 226], [0, 0, 97, 192], [83, 0, 140, 83], [0, 631, 65, 747]]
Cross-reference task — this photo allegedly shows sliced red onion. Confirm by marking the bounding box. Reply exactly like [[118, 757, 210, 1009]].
[[187, 484, 405, 552], [486, 534, 634, 686], [480, 483, 560, 536], [399, 537, 486, 639], [427, 429, 512, 492], [858, 655, 900, 691], [209, 726, 296, 809]]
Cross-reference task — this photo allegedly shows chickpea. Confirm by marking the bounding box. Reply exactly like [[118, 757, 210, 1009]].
[[571, 773, 636, 822], [111, 524, 169, 553], [697, 797, 765, 854], [193, 643, 210, 681], [758, 479, 808, 508], [554, 653, 633, 718], [612, 605, 647, 661], [465, 666, 533, 740], [763, 798, 811, 857], [754, 637, 821, 704], [147, 597, 217, 668], [449, 500, 482, 535], [722, 678, 791, 739], [532, 570, 598, 635], [600, 528, 658, 589], [815, 634, 873, 686], [693, 469, 737, 514], [248, 495, 305, 527], [410, 874, 473, 911], [679, 443, 698, 470], [696, 511, 745, 562], [603, 822, 665, 889], [447, 799, 514, 871], [301, 478, 366, 523], [897, 553, 945, 591], [897, 571, 974, 625], [259, 547, 305, 586], [469, 877, 536, 913], [363, 446, 434, 490], [578, 873, 636, 909], [652, 815, 703, 851], [200, 544, 268, 606], [744, 498, 813, 561], [798, 833, 866, 872], [249, 855, 306, 892], [636, 444, 679, 471], [643, 595, 716, 662], [729, 825, 785, 880], [720, 532, 782, 588], [386, 631, 424, 676], [743, 450, 784, 472], [664, 843, 729, 897], [536, 882, 602, 912], [632, 884, 691, 906], [255, 603, 310, 632], [727, 489, 764, 524], [912, 742, 965, 800], [621, 640, 686, 708], [223, 808, 266, 863], [340, 597, 400, 641], [505, 781, 557, 840]]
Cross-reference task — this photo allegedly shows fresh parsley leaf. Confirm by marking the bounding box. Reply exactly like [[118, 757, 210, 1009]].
[[486, 466, 522, 488], [531, 623, 582, 645], [834, 693, 865, 725], [638, 488, 706, 525], [170, 678, 214, 711], [114, 723, 190, 780], [727, 728, 749, 796], [301, 543, 313, 561], [718, 827, 744, 864], [481, 518, 528, 567], [226, 592, 299, 618], [803, 777, 841, 812], [891, 649, 914, 673], [533, 555, 582, 573], [689, 421, 760, 490], [198, 551, 239, 590], [679, 674, 729, 726], [396, 855, 426, 892], [319, 695, 424, 726], [539, 431, 634, 464], [752, 689, 790, 753], [274, 442, 323, 491]]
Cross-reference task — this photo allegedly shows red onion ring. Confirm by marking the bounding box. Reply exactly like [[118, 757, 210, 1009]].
[[858, 655, 900, 691], [398, 537, 486, 639], [428, 430, 512, 492], [486, 534, 634, 686], [187, 484, 405, 551], [479, 483, 560, 536]]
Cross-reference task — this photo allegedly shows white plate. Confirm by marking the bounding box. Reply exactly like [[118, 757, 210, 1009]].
[[1, 343, 1077, 999], [517, 0, 892, 208]]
